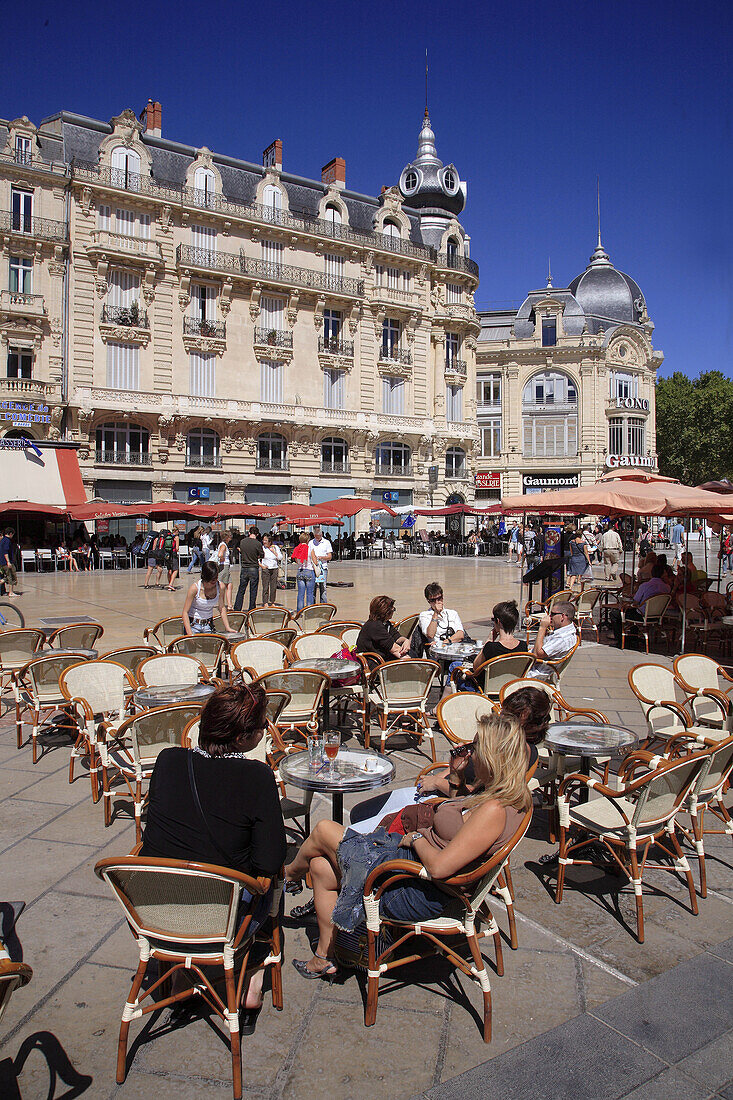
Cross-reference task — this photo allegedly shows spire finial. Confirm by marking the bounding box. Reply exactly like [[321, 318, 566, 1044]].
[[547, 256, 553, 288], [425, 49, 429, 119], [597, 175, 602, 248]]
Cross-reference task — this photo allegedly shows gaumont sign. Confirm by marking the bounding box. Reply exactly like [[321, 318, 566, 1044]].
[[475, 472, 501, 490], [605, 454, 656, 469], [523, 473, 580, 494], [615, 397, 650, 411]]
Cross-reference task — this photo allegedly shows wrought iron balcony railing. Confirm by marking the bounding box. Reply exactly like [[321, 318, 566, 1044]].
[[72, 161, 435, 261], [0, 209, 68, 242], [185, 453, 223, 468], [255, 455, 290, 471], [254, 327, 293, 349], [437, 253, 480, 278], [183, 317, 226, 339], [445, 358, 467, 377], [378, 346, 412, 366], [318, 336, 354, 357], [320, 460, 351, 474], [177, 244, 364, 297], [375, 463, 413, 477], [101, 304, 149, 327], [95, 450, 151, 466]]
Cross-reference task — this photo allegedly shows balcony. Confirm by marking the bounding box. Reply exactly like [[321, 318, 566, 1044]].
[[437, 253, 480, 279], [320, 460, 351, 474], [0, 210, 68, 243], [371, 283, 419, 308], [0, 377, 61, 402], [102, 303, 149, 328], [0, 291, 46, 320], [444, 358, 467, 381], [255, 455, 290, 472], [176, 245, 364, 298], [95, 450, 152, 466], [378, 346, 412, 369], [87, 229, 163, 265], [72, 161, 434, 261], [445, 465, 469, 480], [375, 463, 413, 478], [186, 454, 223, 468], [318, 336, 354, 358], [184, 317, 226, 340], [254, 328, 293, 350]]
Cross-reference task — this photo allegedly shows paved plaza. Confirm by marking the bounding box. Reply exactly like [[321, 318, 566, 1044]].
[[0, 556, 731, 1099]]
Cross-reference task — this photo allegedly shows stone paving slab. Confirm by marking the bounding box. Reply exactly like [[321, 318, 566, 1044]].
[[0, 562, 731, 1099]]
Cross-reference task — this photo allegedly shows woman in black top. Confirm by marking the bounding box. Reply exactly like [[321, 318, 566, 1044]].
[[141, 682, 286, 1025], [355, 595, 411, 661], [473, 599, 529, 671]]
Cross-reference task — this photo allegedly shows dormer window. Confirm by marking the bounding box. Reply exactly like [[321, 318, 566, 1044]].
[[193, 167, 215, 207], [404, 169, 418, 192], [541, 317, 557, 347], [441, 168, 458, 194], [263, 184, 282, 213], [382, 220, 401, 239], [14, 136, 32, 165], [325, 203, 342, 226]]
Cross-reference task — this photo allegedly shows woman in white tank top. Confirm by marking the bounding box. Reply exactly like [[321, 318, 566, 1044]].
[[182, 560, 232, 635], [216, 531, 233, 610]]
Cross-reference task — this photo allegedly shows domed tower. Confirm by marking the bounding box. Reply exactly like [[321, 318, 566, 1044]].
[[399, 110, 466, 249], [568, 234, 650, 334]]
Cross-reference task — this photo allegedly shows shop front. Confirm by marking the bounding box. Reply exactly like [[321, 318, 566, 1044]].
[[475, 471, 501, 503], [370, 489, 412, 531]]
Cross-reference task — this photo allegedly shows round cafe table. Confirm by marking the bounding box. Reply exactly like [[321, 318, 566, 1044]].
[[289, 657, 362, 732], [279, 746, 394, 824], [429, 640, 482, 687], [544, 720, 639, 802], [51, 648, 98, 660], [133, 682, 216, 710], [223, 631, 248, 643]]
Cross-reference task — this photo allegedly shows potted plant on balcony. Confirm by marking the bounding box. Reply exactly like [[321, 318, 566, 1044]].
[[126, 300, 140, 326], [267, 329, 277, 346]]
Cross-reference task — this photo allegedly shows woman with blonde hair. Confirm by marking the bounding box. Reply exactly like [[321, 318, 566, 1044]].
[[285, 711, 531, 979]]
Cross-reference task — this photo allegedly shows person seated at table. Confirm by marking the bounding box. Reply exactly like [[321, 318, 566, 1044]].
[[527, 602, 578, 680], [182, 560, 232, 636], [450, 600, 528, 692], [416, 582, 464, 652], [670, 551, 700, 597], [140, 681, 287, 1028], [355, 595, 411, 661], [655, 553, 675, 588], [284, 711, 531, 979], [636, 550, 657, 584], [56, 543, 78, 572], [345, 685, 550, 840], [608, 562, 671, 647]]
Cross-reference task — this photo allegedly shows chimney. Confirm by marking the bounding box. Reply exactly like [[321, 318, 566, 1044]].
[[321, 157, 346, 187], [263, 139, 282, 171], [142, 99, 162, 138]]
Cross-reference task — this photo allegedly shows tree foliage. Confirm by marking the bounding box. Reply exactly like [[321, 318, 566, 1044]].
[[655, 371, 733, 484]]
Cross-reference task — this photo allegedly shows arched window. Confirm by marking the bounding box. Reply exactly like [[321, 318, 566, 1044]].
[[257, 431, 288, 470], [321, 437, 349, 473], [4, 428, 33, 439], [262, 185, 283, 218], [186, 427, 220, 467], [325, 203, 342, 226], [375, 441, 411, 475], [442, 168, 456, 193], [522, 371, 578, 458], [382, 220, 400, 239], [403, 169, 418, 192], [446, 237, 459, 264], [193, 167, 215, 207], [95, 421, 150, 464], [110, 146, 141, 191], [445, 447, 466, 479]]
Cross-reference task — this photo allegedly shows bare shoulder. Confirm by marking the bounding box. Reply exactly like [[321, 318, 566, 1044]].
[[466, 798, 506, 827]]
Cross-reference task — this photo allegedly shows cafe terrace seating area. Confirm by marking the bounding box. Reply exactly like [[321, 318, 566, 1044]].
[[1, 559, 732, 1100]]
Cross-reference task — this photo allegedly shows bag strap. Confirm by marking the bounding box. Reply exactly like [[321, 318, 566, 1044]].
[[186, 750, 235, 867]]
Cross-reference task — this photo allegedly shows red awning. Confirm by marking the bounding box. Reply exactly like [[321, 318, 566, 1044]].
[[314, 497, 397, 518], [1, 443, 86, 508]]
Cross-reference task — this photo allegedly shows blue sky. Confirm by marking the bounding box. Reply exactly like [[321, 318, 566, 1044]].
[[4, 0, 730, 377]]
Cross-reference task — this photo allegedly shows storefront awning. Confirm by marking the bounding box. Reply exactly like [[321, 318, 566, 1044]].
[[1, 443, 86, 508]]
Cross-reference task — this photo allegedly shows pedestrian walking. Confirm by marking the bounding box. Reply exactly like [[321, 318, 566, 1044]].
[[259, 534, 282, 606], [233, 527, 264, 612]]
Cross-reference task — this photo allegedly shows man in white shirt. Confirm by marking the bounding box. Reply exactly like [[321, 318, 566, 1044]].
[[308, 525, 333, 603], [528, 602, 578, 682], [600, 525, 623, 580], [200, 527, 212, 563], [418, 583, 465, 649]]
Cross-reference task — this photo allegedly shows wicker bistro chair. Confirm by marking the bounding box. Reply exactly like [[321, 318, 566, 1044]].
[[575, 587, 602, 642], [621, 593, 671, 653], [100, 647, 157, 685], [168, 634, 229, 679], [294, 603, 337, 630], [142, 617, 187, 652], [228, 639, 290, 682], [259, 627, 299, 648], [460, 653, 535, 699], [436, 692, 494, 747], [677, 730, 733, 898], [555, 752, 704, 942], [46, 622, 104, 651], [212, 611, 247, 633], [628, 663, 708, 748], [95, 856, 284, 1100], [0, 628, 45, 712], [289, 632, 339, 662], [395, 613, 421, 639], [339, 627, 361, 650], [0, 957, 33, 1025], [524, 590, 574, 641], [366, 659, 440, 761], [103, 704, 204, 836], [314, 620, 362, 639], [59, 660, 136, 803], [136, 653, 210, 689], [361, 805, 533, 1042], [13, 653, 90, 761], [673, 654, 733, 732], [246, 607, 292, 636], [526, 637, 581, 687], [250, 669, 328, 746]]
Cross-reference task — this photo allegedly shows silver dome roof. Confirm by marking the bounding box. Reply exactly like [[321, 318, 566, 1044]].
[[568, 239, 647, 327], [399, 111, 466, 216]]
